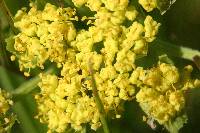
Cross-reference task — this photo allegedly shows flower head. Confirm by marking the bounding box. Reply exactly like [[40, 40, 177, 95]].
[[11, 1, 161, 132], [0, 89, 15, 132], [12, 3, 77, 75], [136, 63, 198, 125]]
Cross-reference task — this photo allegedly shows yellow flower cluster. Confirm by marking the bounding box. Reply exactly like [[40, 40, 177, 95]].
[[134, 63, 200, 124], [0, 89, 12, 114], [10, 0, 200, 132], [0, 89, 14, 132], [12, 3, 77, 75], [12, 0, 161, 132]]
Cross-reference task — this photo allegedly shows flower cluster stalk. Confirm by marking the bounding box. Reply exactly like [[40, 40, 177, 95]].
[[88, 59, 110, 133], [0, 0, 17, 34]]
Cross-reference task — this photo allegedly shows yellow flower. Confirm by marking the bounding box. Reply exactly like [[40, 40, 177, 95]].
[[0, 89, 15, 132], [169, 91, 185, 111], [144, 16, 161, 42], [101, 0, 129, 11], [125, 6, 138, 21], [0, 90, 11, 114], [139, 0, 157, 12], [72, 0, 88, 7], [86, 0, 102, 11]]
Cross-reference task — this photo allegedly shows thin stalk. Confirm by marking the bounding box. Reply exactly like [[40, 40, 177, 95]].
[[11, 67, 54, 96], [193, 55, 200, 70], [0, 0, 17, 34], [88, 59, 110, 133], [0, 19, 6, 66]]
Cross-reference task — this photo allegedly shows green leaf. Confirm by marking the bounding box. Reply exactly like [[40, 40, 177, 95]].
[[11, 67, 54, 96], [154, 39, 200, 61], [164, 114, 188, 133], [5, 34, 15, 53]]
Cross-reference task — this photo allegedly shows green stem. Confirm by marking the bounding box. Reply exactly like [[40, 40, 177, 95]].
[[11, 67, 54, 96], [88, 60, 110, 133], [154, 39, 200, 61], [0, 0, 17, 34], [0, 66, 38, 133]]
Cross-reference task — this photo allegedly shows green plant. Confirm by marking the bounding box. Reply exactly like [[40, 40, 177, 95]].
[[0, 0, 200, 133]]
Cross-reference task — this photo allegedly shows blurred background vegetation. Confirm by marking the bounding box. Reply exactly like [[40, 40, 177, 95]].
[[0, 0, 200, 133]]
